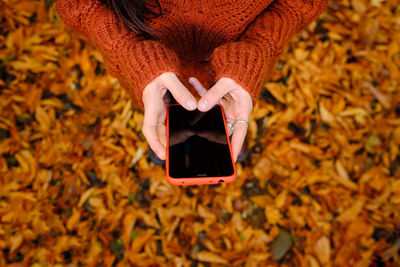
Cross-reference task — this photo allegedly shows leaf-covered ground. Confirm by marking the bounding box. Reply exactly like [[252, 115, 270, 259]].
[[0, 0, 399, 266]]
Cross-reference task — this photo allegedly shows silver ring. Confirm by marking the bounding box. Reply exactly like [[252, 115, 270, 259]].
[[226, 119, 235, 136], [156, 122, 164, 126], [226, 119, 235, 129], [234, 119, 248, 127]]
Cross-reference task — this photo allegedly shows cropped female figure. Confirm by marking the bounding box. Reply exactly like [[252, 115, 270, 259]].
[[56, 0, 327, 162]]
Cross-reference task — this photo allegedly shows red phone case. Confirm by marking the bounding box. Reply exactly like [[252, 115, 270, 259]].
[[166, 104, 237, 185]]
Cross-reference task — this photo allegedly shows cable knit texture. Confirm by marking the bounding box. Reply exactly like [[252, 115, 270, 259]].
[[56, 0, 327, 107]]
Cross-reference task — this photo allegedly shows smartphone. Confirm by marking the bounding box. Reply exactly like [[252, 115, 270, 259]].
[[166, 104, 236, 185]]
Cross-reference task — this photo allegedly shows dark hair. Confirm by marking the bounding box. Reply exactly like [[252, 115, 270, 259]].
[[101, 0, 162, 38]]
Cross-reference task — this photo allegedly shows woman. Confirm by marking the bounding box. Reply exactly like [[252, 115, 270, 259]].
[[56, 0, 327, 162]]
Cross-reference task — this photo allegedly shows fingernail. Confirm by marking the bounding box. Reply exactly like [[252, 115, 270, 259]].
[[199, 100, 208, 110], [187, 99, 197, 110]]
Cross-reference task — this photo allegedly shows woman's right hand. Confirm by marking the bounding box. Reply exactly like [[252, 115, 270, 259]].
[[142, 72, 197, 160]]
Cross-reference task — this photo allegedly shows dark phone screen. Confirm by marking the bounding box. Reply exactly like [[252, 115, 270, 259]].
[[168, 105, 234, 178]]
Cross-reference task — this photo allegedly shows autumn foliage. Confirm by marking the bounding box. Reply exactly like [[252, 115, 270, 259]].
[[0, 0, 399, 266]]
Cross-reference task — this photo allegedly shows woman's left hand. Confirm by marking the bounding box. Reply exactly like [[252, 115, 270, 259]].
[[188, 77, 253, 162]]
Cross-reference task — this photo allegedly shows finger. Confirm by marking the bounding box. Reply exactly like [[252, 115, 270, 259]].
[[143, 125, 166, 160], [230, 122, 248, 162], [198, 78, 233, 112], [142, 106, 166, 160], [156, 123, 166, 147], [188, 77, 208, 97], [162, 74, 197, 110]]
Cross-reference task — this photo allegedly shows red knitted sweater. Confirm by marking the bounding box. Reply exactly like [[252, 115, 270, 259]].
[[56, 0, 327, 106]]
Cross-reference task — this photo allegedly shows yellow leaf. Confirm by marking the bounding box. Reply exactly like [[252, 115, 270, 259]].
[[275, 190, 287, 209], [332, 163, 358, 191], [335, 160, 349, 180], [307, 255, 321, 267], [197, 251, 229, 264], [8, 192, 37, 202], [264, 83, 286, 103], [35, 105, 51, 132], [294, 48, 310, 61], [89, 196, 104, 208], [337, 199, 365, 223], [67, 208, 81, 231], [393, 126, 400, 144], [320, 103, 335, 124], [351, 0, 367, 13], [9, 234, 23, 253], [130, 229, 155, 253], [339, 108, 369, 117], [78, 188, 96, 207], [314, 235, 331, 265], [265, 205, 282, 225]]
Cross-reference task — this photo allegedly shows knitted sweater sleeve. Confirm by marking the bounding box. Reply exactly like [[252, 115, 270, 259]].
[[210, 0, 328, 103], [56, 0, 181, 106]]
